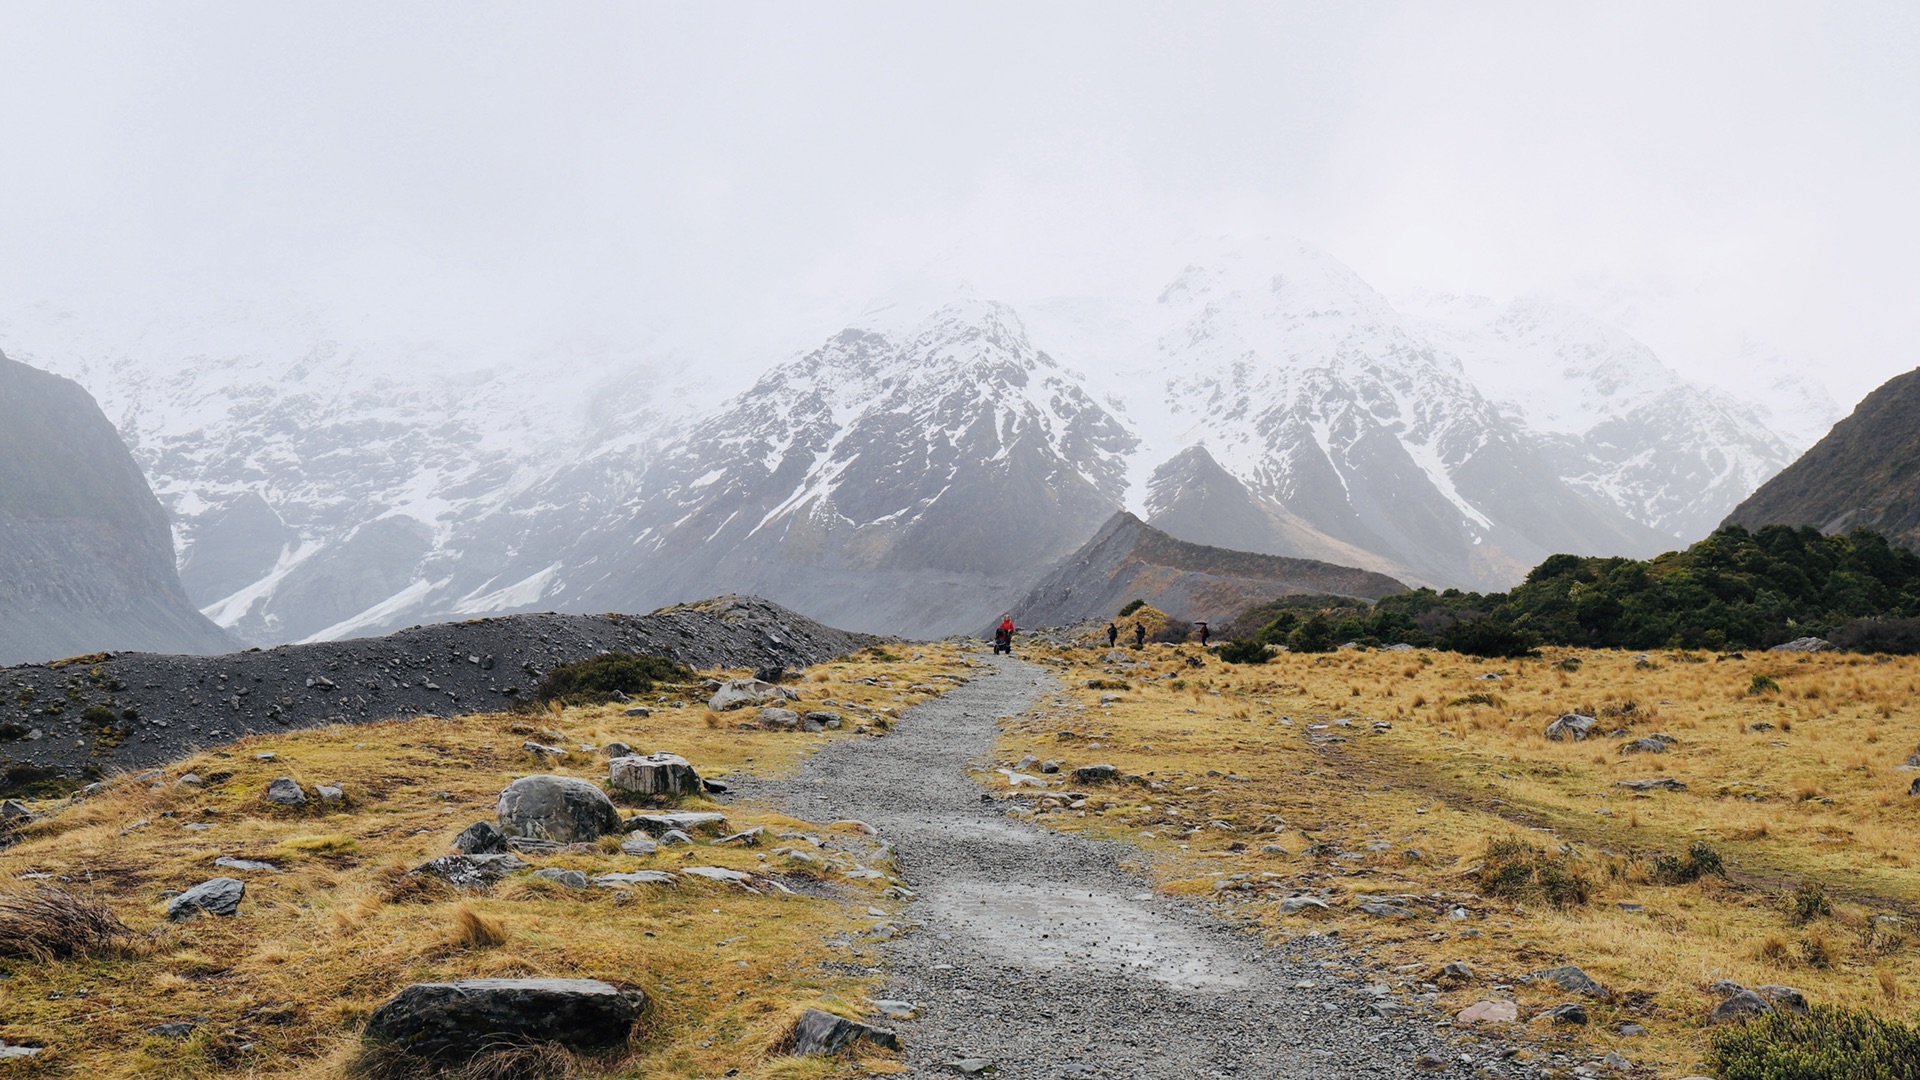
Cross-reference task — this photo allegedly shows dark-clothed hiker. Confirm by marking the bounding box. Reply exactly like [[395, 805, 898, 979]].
[[1106, 622, 1119, 648], [1133, 621, 1146, 647]]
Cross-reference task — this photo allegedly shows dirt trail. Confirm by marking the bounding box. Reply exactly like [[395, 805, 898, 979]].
[[753, 654, 1544, 1079]]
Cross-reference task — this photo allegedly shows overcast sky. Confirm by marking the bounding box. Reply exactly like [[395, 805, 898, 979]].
[[1, 2, 1915, 401]]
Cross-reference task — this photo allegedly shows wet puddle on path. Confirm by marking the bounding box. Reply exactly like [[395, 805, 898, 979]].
[[922, 880, 1252, 991]]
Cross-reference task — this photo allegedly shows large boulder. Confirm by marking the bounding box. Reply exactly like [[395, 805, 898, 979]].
[[1545, 714, 1596, 741], [608, 753, 703, 799], [364, 977, 646, 1059], [497, 775, 621, 843], [167, 877, 245, 920], [708, 678, 793, 712], [1769, 637, 1832, 653]]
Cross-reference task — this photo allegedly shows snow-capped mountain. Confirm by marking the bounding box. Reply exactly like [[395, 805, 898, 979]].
[[1401, 291, 1798, 541], [0, 242, 1826, 645]]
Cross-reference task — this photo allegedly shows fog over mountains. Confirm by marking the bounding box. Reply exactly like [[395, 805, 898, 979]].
[[0, 243, 1839, 644]]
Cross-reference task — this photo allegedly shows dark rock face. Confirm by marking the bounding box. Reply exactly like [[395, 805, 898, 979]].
[[0, 351, 233, 664], [450, 821, 507, 855], [607, 753, 702, 798], [1012, 510, 1407, 630], [166, 877, 245, 920], [0, 594, 873, 790], [363, 977, 645, 1059], [497, 776, 621, 844], [788, 1007, 899, 1055], [1724, 366, 1920, 552]]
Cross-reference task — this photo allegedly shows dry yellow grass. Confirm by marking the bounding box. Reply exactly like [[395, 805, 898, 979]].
[[0, 645, 968, 1079], [996, 641, 1920, 1076]]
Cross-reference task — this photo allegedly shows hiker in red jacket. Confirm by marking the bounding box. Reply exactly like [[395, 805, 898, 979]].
[[994, 614, 1016, 655]]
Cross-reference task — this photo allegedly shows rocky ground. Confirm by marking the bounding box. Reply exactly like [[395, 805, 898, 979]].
[[0, 595, 875, 790], [744, 653, 1549, 1079]]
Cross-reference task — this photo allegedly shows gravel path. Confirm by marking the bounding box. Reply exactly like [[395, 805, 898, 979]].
[[754, 654, 1546, 1079]]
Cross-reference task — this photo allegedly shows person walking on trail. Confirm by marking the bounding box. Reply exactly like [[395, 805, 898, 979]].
[[1132, 621, 1146, 648], [1196, 620, 1210, 646], [994, 614, 1016, 655], [1105, 621, 1119, 648]]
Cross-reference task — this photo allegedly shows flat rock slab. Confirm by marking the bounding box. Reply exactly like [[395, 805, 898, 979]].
[[593, 870, 676, 887], [682, 866, 753, 884], [364, 977, 646, 1059], [213, 856, 281, 873], [1456, 1000, 1518, 1024], [626, 811, 729, 835], [1525, 964, 1610, 999], [410, 853, 529, 887]]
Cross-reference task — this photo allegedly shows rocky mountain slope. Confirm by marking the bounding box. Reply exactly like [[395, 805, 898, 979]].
[[0, 350, 233, 664], [1, 246, 1816, 643], [1721, 366, 1920, 552], [0, 595, 872, 788], [1011, 511, 1408, 630]]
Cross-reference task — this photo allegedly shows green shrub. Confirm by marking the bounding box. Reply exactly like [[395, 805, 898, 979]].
[[1117, 598, 1147, 617], [1650, 840, 1725, 884], [533, 652, 694, 707], [1788, 881, 1834, 925], [1710, 1005, 1920, 1080], [1085, 679, 1131, 691], [1751, 673, 1782, 695], [1478, 837, 1591, 909], [1216, 639, 1275, 665], [1438, 617, 1539, 659], [1448, 692, 1503, 707]]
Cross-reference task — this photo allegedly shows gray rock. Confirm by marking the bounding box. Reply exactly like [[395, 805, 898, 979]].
[[603, 740, 635, 757], [363, 977, 646, 1059], [1545, 714, 1597, 741], [625, 811, 729, 836], [708, 678, 791, 712], [682, 866, 754, 884], [0, 800, 30, 824], [167, 876, 245, 920], [1709, 989, 1773, 1023], [146, 1021, 196, 1038], [619, 833, 659, 855], [264, 776, 308, 807], [788, 1006, 899, 1055], [1616, 777, 1687, 791], [1278, 896, 1331, 914], [1617, 1023, 1648, 1037], [658, 829, 693, 846], [716, 827, 764, 845], [1525, 964, 1610, 999], [316, 784, 345, 803], [1534, 1002, 1588, 1024], [1436, 961, 1474, 986], [1073, 763, 1118, 783], [531, 868, 588, 888], [451, 821, 508, 855], [945, 1059, 996, 1076], [608, 753, 704, 799], [758, 707, 801, 731], [1620, 736, 1673, 754], [521, 740, 567, 757], [213, 856, 281, 873], [1355, 901, 1417, 918], [1769, 636, 1832, 652], [1756, 984, 1809, 1013], [1600, 1050, 1632, 1070], [175, 773, 204, 788], [805, 711, 844, 730], [1909, 774, 1920, 797], [409, 853, 529, 887], [592, 870, 677, 887], [0, 1041, 42, 1059], [496, 775, 622, 843], [622, 707, 650, 717]]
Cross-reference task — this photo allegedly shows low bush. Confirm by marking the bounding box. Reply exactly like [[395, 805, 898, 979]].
[[1216, 639, 1274, 665], [1650, 840, 1725, 884], [1478, 837, 1592, 909], [1709, 1004, 1920, 1080], [533, 652, 694, 707], [1117, 598, 1147, 617], [1750, 674, 1782, 695], [1788, 881, 1834, 925], [0, 884, 136, 959]]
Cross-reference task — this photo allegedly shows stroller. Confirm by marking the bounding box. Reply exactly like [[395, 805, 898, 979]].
[[992, 626, 1013, 655]]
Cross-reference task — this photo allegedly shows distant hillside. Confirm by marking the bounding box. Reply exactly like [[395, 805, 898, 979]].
[[0, 351, 233, 664], [1011, 511, 1408, 629], [1723, 366, 1920, 553]]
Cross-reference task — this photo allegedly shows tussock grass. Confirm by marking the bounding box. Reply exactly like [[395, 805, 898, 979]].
[[993, 641, 1920, 1076], [0, 883, 140, 959], [0, 647, 970, 1079]]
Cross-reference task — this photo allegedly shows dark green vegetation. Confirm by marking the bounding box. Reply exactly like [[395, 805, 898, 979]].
[[1478, 837, 1593, 909], [1215, 639, 1275, 665], [1710, 1005, 1920, 1080], [1117, 598, 1147, 617], [1226, 525, 1920, 657], [531, 652, 695, 707]]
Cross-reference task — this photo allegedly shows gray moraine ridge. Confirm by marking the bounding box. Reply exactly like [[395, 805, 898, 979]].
[[745, 654, 1545, 1079]]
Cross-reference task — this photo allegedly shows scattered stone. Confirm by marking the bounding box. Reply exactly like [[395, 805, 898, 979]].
[[592, 870, 676, 887], [608, 753, 704, 798], [175, 773, 204, 788], [1600, 1051, 1632, 1070], [753, 665, 789, 683], [316, 784, 345, 803], [1617, 1023, 1648, 1037], [1073, 763, 1117, 783], [625, 811, 729, 836], [945, 1059, 996, 1076], [1909, 775, 1920, 797], [213, 856, 281, 873], [1616, 778, 1687, 791], [1435, 961, 1474, 987], [682, 866, 753, 885], [1455, 1000, 1518, 1024], [0, 800, 30, 824], [1545, 714, 1597, 741], [1770, 637, 1832, 653], [1620, 735, 1675, 754], [831, 819, 879, 835], [603, 740, 635, 757], [805, 710, 844, 730], [496, 775, 622, 843], [264, 777, 307, 807], [521, 741, 567, 757], [1756, 984, 1810, 1013], [658, 829, 693, 846], [715, 827, 764, 846], [758, 707, 801, 731], [1534, 1002, 1588, 1025], [1525, 965, 1610, 999], [789, 1007, 899, 1055], [619, 833, 659, 856], [452, 821, 508, 855], [0, 1041, 41, 1059], [708, 678, 792, 712], [146, 1021, 197, 1038], [702, 778, 732, 794], [870, 999, 917, 1019], [1278, 896, 1331, 914], [1356, 901, 1417, 918], [622, 706, 650, 717], [167, 877, 245, 920], [409, 853, 529, 888], [363, 978, 646, 1059], [1709, 989, 1773, 1023], [531, 868, 588, 889]]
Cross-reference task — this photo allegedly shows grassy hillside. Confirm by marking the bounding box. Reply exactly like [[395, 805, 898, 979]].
[[0, 646, 968, 1079], [992, 641, 1920, 1076]]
